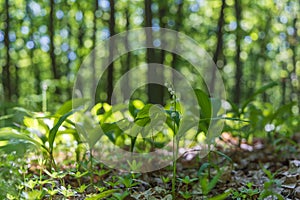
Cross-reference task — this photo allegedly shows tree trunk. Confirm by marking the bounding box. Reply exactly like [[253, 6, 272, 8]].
[[157, 1, 166, 104], [233, 0, 243, 104], [210, 0, 225, 94], [3, 0, 11, 101], [49, 0, 59, 92], [106, 0, 115, 104], [92, 0, 98, 101], [259, 14, 272, 102], [121, 6, 131, 100], [290, 17, 298, 103], [170, 0, 183, 71], [145, 0, 163, 105]]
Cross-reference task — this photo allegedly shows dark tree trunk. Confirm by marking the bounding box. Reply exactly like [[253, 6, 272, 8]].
[[170, 0, 183, 71], [92, 0, 98, 101], [121, 7, 131, 100], [210, 0, 225, 94], [49, 0, 60, 94], [107, 0, 115, 104], [49, 0, 57, 79], [259, 14, 272, 102], [157, 1, 166, 104], [145, 0, 163, 105], [76, 4, 84, 96], [3, 0, 11, 101], [233, 0, 243, 104]]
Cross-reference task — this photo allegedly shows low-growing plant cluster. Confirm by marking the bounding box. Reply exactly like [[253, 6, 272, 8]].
[[0, 83, 299, 199]]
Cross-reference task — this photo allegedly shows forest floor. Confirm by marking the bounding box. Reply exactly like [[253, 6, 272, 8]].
[[128, 133, 300, 200], [27, 133, 300, 200]]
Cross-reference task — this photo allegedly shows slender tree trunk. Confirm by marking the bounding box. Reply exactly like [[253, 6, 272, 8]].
[[3, 0, 11, 101], [92, 0, 98, 101], [157, 2, 166, 104], [259, 14, 272, 102], [210, 0, 225, 94], [290, 16, 298, 103], [145, 0, 163, 105], [77, 5, 84, 96], [49, 0, 57, 78], [170, 0, 183, 72], [66, 22, 72, 99], [107, 0, 115, 104], [121, 6, 131, 100], [233, 0, 243, 104], [49, 0, 59, 92]]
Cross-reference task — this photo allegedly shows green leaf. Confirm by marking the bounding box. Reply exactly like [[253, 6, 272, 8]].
[[198, 162, 211, 176], [269, 102, 295, 122], [176, 115, 198, 139], [135, 104, 152, 119], [258, 190, 284, 200], [194, 89, 211, 120], [135, 104, 152, 127], [129, 101, 140, 118], [211, 98, 221, 117], [0, 141, 32, 155], [212, 150, 232, 162], [13, 107, 35, 117], [207, 170, 222, 193], [241, 82, 277, 112], [48, 110, 76, 153], [53, 99, 88, 126], [208, 190, 231, 200], [260, 163, 274, 179], [101, 122, 122, 143], [0, 114, 13, 121], [0, 128, 43, 148], [165, 110, 180, 126], [85, 189, 121, 200]]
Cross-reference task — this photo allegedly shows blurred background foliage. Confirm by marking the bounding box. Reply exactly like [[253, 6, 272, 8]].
[[0, 0, 299, 119]]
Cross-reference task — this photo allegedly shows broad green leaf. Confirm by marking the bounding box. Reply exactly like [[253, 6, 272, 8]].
[[176, 116, 198, 139], [241, 82, 277, 112], [135, 104, 152, 120], [55, 99, 85, 115], [211, 98, 221, 117], [0, 114, 13, 121], [48, 110, 76, 153], [194, 89, 211, 119], [0, 128, 42, 147], [269, 102, 295, 122], [134, 104, 153, 127], [129, 101, 139, 118], [13, 107, 34, 117], [0, 141, 33, 155]]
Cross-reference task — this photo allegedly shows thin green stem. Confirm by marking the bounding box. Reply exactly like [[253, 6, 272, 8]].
[[172, 95, 177, 199], [172, 135, 176, 199], [90, 148, 93, 184]]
